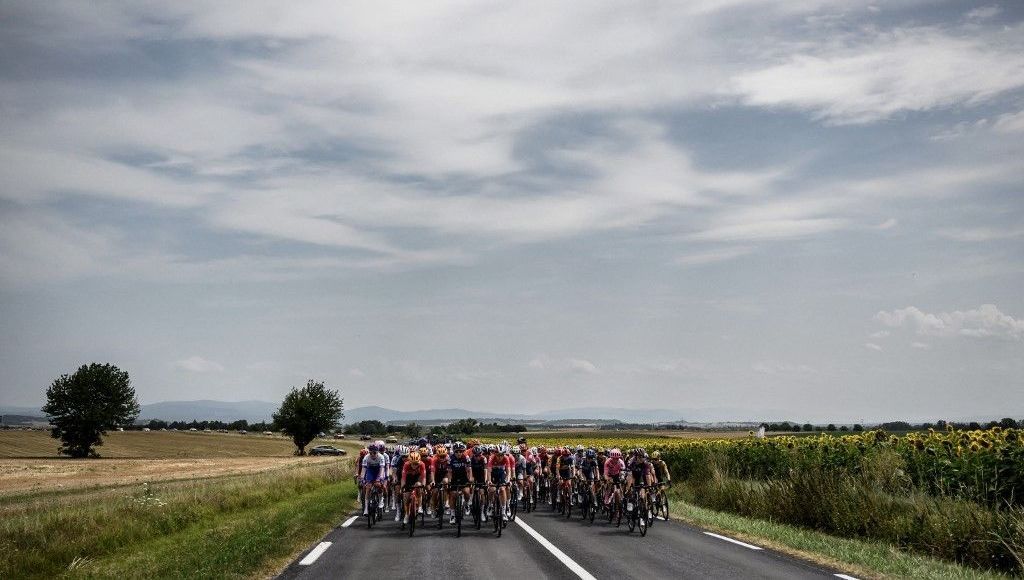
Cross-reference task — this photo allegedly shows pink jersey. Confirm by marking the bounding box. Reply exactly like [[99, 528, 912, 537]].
[[604, 457, 625, 477]]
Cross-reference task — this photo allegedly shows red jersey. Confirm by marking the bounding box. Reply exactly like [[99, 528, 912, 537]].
[[401, 460, 426, 486]]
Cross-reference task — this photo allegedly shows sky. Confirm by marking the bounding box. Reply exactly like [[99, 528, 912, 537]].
[[1, 1, 1022, 422]]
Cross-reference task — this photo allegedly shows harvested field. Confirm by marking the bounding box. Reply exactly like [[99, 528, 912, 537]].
[[0, 429, 347, 458]]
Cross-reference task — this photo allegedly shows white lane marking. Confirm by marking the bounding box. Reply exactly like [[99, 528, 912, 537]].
[[515, 518, 597, 580], [835, 575, 860, 580], [341, 515, 359, 528], [703, 532, 763, 550], [298, 541, 332, 565]]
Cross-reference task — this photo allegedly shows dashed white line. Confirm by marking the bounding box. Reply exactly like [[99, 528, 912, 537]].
[[341, 515, 359, 528], [514, 518, 597, 580], [703, 531, 764, 550], [298, 541, 332, 565], [834, 575, 861, 580]]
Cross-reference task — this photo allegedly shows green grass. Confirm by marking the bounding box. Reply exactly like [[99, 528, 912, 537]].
[[669, 497, 1011, 580], [0, 461, 356, 579]]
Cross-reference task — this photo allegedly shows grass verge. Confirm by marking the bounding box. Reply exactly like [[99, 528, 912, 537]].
[[668, 496, 1011, 580], [0, 461, 356, 579]]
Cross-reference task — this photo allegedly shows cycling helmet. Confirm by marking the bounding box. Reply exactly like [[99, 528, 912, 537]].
[[498, 443, 510, 454], [576, 445, 584, 452], [529, 446, 538, 455], [472, 445, 483, 456], [359, 448, 368, 456], [538, 446, 547, 454], [636, 447, 646, 456], [586, 449, 596, 458], [417, 437, 428, 446], [512, 447, 522, 456], [408, 451, 421, 464], [609, 448, 622, 458], [468, 438, 480, 447], [517, 436, 527, 444], [651, 451, 661, 459], [454, 441, 467, 453], [399, 445, 410, 457], [561, 447, 570, 456], [419, 446, 429, 456], [519, 443, 528, 452], [436, 445, 448, 457], [374, 440, 385, 449]]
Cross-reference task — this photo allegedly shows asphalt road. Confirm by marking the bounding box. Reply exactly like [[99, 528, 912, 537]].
[[278, 503, 859, 580]]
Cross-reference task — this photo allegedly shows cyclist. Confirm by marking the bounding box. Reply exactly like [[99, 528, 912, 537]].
[[523, 445, 538, 503], [391, 446, 410, 520], [360, 443, 388, 515], [577, 448, 600, 507], [512, 445, 527, 502], [443, 441, 474, 524], [651, 450, 671, 487], [487, 443, 514, 521], [625, 448, 654, 517], [555, 446, 576, 508], [429, 444, 449, 517], [469, 444, 489, 522], [400, 451, 427, 525], [355, 446, 368, 502], [603, 448, 626, 506]]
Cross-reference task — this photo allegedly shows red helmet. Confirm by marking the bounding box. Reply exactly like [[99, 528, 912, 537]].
[[561, 447, 570, 456], [538, 446, 547, 454]]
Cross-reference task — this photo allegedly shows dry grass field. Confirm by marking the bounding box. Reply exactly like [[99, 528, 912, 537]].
[[0, 430, 357, 496]]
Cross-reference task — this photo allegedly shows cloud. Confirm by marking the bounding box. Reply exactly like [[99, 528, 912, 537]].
[[675, 246, 753, 267], [910, 342, 930, 350], [875, 304, 1024, 341], [528, 355, 600, 375], [993, 110, 1024, 134], [864, 343, 884, 352], [938, 226, 1024, 242], [731, 26, 1024, 124], [174, 356, 225, 373], [869, 330, 890, 339], [348, 368, 366, 378], [752, 361, 816, 375]]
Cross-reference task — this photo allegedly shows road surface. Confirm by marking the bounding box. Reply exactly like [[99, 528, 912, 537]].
[[277, 504, 861, 579]]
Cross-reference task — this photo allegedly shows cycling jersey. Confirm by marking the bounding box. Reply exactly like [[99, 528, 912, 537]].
[[488, 453, 512, 485], [470, 455, 487, 483], [652, 459, 670, 483], [361, 452, 388, 483], [430, 456, 449, 484], [401, 461, 426, 491], [514, 454, 527, 479], [556, 455, 575, 479], [578, 457, 599, 480], [448, 453, 471, 485], [629, 458, 651, 480], [604, 457, 625, 479]]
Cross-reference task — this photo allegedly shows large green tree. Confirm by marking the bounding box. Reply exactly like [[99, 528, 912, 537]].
[[42, 363, 140, 458], [273, 380, 344, 455]]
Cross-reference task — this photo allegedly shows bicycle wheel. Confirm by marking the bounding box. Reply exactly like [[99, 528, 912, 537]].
[[493, 492, 502, 536], [455, 493, 463, 538], [408, 500, 416, 536], [368, 494, 376, 528], [627, 494, 637, 533], [510, 487, 518, 522], [473, 489, 482, 530], [437, 490, 445, 529], [638, 499, 648, 537], [661, 490, 670, 521]]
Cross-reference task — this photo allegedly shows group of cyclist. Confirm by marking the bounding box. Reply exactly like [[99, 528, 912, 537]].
[[354, 435, 672, 532]]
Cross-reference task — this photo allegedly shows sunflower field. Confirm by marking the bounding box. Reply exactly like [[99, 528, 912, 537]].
[[495, 427, 1024, 571]]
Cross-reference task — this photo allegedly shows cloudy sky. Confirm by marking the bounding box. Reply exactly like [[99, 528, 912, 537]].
[[1, 1, 1022, 422]]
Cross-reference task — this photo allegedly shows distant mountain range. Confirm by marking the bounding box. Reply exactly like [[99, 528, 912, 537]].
[[4, 401, 1020, 425]]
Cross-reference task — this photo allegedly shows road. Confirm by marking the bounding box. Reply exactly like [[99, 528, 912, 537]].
[[277, 503, 861, 580]]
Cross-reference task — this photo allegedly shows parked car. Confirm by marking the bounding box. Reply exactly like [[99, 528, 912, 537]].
[[309, 445, 347, 456], [385, 435, 398, 443], [359, 434, 371, 441], [333, 433, 346, 439]]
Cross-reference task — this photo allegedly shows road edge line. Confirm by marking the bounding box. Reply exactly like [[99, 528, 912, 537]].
[[341, 515, 359, 528], [514, 518, 597, 580], [704, 531, 764, 550], [298, 541, 332, 565], [834, 574, 861, 580]]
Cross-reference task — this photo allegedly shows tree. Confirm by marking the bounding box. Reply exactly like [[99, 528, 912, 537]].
[[42, 363, 140, 458], [402, 422, 422, 438], [449, 418, 479, 435], [999, 417, 1018, 429], [826, 423, 837, 432], [853, 424, 864, 432], [273, 380, 344, 455], [802, 423, 814, 432]]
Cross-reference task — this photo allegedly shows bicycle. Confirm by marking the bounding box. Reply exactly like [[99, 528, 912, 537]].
[[365, 482, 383, 529], [402, 483, 424, 537], [625, 484, 650, 537], [605, 480, 624, 527], [651, 482, 670, 522], [471, 482, 487, 530], [579, 479, 597, 523], [491, 483, 512, 537]]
